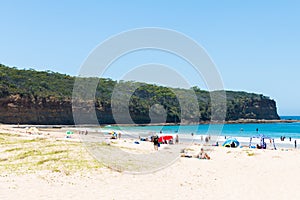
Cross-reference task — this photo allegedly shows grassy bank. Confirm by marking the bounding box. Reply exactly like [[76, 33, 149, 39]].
[[0, 133, 103, 175]]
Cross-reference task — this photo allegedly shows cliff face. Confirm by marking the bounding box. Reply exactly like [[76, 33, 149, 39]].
[[226, 98, 280, 120], [0, 95, 116, 125], [0, 63, 280, 125], [243, 98, 279, 120], [0, 95, 73, 125], [0, 94, 280, 125]]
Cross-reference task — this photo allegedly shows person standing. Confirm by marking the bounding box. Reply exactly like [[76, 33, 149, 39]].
[[295, 140, 297, 149], [205, 136, 209, 143], [153, 135, 159, 150], [175, 134, 179, 144]]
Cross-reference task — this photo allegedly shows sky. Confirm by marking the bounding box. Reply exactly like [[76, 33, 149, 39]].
[[0, 0, 300, 115]]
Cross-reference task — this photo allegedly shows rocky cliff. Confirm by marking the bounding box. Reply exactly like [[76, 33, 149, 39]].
[[0, 64, 280, 124], [226, 98, 279, 120], [0, 95, 73, 125], [0, 94, 280, 125]]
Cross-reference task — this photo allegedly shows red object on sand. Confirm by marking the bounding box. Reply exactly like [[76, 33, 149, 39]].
[[158, 135, 173, 143]]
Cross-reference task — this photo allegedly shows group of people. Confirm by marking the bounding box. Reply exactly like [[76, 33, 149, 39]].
[[280, 136, 289, 141], [181, 148, 211, 160], [111, 132, 121, 139], [256, 142, 267, 149], [152, 134, 180, 151], [153, 133, 211, 160], [280, 136, 297, 149], [200, 135, 211, 143], [78, 130, 88, 135]]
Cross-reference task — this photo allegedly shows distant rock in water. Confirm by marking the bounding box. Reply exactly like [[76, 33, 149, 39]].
[[0, 64, 279, 124]]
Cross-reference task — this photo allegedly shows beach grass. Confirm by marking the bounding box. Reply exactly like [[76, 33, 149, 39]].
[[0, 133, 103, 175]]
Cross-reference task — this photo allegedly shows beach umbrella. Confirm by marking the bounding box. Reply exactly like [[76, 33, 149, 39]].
[[222, 138, 240, 147]]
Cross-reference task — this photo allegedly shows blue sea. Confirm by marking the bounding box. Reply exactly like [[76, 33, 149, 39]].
[[103, 116, 300, 139], [280, 116, 300, 120]]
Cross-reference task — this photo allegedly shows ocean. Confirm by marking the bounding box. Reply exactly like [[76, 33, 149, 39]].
[[96, 123, 298, 149], [74, 116, 300, 150], [280, 116, 300, 120], [101, 116, 300, 140]]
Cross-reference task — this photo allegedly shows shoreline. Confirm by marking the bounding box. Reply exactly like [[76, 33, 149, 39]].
[[1, 124, 298, 150], [2, 118, 298, 128]]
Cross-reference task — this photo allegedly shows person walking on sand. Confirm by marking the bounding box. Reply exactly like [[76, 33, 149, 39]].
[[153, 135, 159, 150], [175, 134, 179, 144]]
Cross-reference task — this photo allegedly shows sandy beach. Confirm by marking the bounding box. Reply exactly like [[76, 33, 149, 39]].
[[1, 125, 300, 200]]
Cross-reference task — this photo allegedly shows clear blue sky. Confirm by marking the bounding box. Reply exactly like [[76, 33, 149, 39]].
[[1, 1, 300, 115]]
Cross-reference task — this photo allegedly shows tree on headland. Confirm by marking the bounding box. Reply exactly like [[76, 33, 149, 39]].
[[0, 64, 280, 124]]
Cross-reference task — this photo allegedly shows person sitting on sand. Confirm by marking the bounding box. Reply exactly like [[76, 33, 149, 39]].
[[197, 148, 210, 160], [180, 149, 192, 158], [230, 142, 236, 148], [212, 141, 219, 146], [262, 141, 267, 149]]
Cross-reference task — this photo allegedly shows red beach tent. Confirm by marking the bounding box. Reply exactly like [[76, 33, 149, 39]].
[[158, 135, 173, 143]]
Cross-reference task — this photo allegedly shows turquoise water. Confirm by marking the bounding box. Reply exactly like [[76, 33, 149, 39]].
[[106, 118, 300, 139], [280, 116, 300, 120]]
